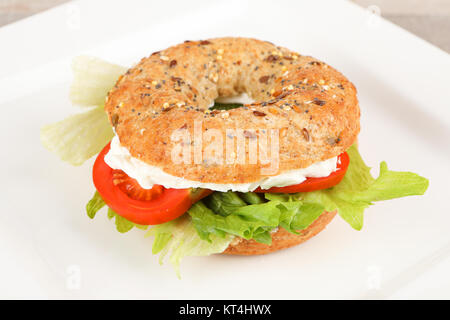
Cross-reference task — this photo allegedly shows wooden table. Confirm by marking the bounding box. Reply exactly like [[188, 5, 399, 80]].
[[0, 0, 449, 53]]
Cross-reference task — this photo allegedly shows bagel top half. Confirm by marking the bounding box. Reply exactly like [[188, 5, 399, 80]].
[[104, 37, 360, 184]]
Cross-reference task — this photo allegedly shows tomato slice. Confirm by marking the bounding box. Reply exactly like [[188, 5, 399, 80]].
[[93, 143, 212, 225], [254, 152, 350, 194], [112, 169, 164, 201]]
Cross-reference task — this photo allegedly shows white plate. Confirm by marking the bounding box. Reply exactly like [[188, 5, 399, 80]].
[[1, 0, 449, 299]]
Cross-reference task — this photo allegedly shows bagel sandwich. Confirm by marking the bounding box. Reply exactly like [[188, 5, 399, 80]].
[[41, 37, 429, 273]]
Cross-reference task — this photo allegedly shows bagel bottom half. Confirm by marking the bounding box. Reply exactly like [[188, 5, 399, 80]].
[[223, 210, 337, 255]]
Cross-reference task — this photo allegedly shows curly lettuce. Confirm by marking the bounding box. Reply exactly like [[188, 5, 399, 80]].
[[41, 106, 114, 166], [69, 55, 126, 107], [40, 56, 125, 165], [146, 216, 233, 277], [188, 195, 324, 245], [298, 145, 429, 230], [86, 191, 232, 276], [86, 191, 147, 233]]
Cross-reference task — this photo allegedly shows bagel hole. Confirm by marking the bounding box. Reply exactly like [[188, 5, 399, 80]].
[[211, 92, 255, 111]]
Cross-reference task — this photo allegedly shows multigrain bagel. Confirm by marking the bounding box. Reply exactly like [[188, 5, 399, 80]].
[[224, 210, 337, 255], [105, 37, 360, 184]]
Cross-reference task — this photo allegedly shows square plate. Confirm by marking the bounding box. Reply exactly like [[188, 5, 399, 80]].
[[1, 0, 449, 299]]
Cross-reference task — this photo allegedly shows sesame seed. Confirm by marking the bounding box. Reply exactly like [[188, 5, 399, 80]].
[[160, 55, 169, 61]]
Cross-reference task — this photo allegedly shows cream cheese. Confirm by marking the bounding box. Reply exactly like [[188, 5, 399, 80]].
[[104, 135, 338, 192], [215, 93, 255, 105]]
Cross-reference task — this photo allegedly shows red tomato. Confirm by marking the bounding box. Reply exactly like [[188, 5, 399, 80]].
[[93, 143, 212, 225], [112, 169, 164, 201], [254, 152, 350, 194]]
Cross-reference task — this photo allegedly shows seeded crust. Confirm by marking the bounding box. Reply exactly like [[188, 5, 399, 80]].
[[105, 37, 360, 184], [223, 210, 337, 255]]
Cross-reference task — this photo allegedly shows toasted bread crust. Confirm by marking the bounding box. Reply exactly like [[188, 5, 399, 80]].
[[223, 210, 337, 255], [105, 37, 359, 184]]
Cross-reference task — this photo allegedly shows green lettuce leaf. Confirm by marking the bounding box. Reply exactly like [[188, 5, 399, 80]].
[[188, 197, 325, 245], [40, 106, 114, 165], [86, 190, 231, 276], [146, 215, 233, 277], [299, 145, 429, 230], [85, 191, 147, 233], [203, 191, 247, 216], [338, 161, 429, 203], [106, 208, 148, 233], [189, 201, 274, 244], [281, 201, 325, 233], [210, 102, 243, 111], [86, 191, 105, 219], [187, 145, 428, 243], [70, 55, 127, 107], [41, 56, 126, 166], [239, 192, 264, 204]]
